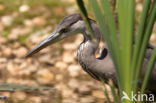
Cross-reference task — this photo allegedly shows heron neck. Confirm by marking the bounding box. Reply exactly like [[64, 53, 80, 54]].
[[88, 19, 101, 43]]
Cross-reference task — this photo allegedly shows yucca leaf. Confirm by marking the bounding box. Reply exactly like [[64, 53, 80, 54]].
[[117, 0, 135, 98], [100, 0, 118, 44], [141, 48, 156, 94], [103, 84, 112, 103], [100, 0, 121, 70], [88, 0, 123, 90], [110, 84, 119, 103], [76, 0, 155, 103], [76, 0, 94, 39], [132, 0, 151, 91], [134, 1, 156, 92]]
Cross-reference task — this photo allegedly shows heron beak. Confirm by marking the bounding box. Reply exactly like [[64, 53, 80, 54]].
[[25, 31, 60, 57]]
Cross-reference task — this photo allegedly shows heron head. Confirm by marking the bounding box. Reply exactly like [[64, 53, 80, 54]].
[[26, 14, 85, 57]]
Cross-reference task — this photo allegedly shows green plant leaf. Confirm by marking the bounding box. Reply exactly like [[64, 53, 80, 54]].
[[141, 48, 156, 94], [76, 0, 94, 39]]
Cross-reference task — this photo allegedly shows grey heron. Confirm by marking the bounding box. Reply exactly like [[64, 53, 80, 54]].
[[26, 14, 156, 94]]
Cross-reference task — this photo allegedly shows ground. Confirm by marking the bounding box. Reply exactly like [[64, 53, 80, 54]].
[[0, 0, 155, 103], [0, 0, 106, 103]]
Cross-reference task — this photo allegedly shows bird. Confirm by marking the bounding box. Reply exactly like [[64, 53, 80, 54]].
[[26, 14, 156, 94]]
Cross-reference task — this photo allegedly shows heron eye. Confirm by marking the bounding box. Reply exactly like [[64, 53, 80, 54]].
[[60, 28, 68, 33]]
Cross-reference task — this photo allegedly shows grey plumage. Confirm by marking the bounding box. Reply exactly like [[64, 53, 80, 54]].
[[26, 14, 156, 93], [58, 14, 82, 28]]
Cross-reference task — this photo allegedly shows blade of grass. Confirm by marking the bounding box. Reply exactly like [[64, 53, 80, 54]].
[[100, 0, 121, 72], [132, 0, 151, 91], [76, 0, 94, 39], [117, 0, 135, 99], [103, 84, 112, 103], [99, 0, 124, 96], [141, 48, 156, 94], [110, 83, 119, 103], [100, 0, 118, 44], [88, 0, 123, 90], [76, 1, 123, 101], [134, 1, 156, 92]]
